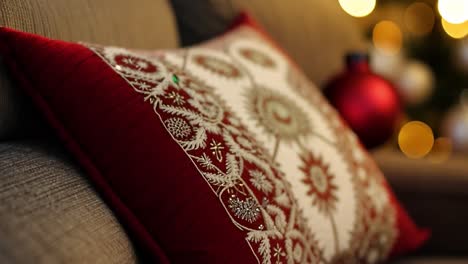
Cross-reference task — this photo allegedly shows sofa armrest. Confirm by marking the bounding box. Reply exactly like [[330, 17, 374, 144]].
[[0, 141, 139, 263], [373, 150, 468, 256]]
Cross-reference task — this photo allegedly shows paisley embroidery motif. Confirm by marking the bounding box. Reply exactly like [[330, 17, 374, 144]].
[[239, 48, 276, 68], [193, 54, 242, 78]]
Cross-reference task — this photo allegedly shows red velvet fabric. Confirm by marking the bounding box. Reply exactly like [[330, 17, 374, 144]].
[[0, 15, 428, 262], [0, 27, 256, 263]]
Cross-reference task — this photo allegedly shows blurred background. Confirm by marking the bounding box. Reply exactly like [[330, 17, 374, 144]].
[[338, 0, 468, 162]]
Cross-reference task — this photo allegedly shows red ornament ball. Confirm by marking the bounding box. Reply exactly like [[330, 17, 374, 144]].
[[324, 53, 401, 149]]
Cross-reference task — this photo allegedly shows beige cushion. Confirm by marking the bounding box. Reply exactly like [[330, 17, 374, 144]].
[[0, 0, 178, 48], [171, 0, 366, 86], [0, 141, 138, 263], [0, 0, 179, 140]]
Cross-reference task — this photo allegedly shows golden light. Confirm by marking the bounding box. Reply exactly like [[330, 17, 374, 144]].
[[339, 0, 376, 17], [441, 19, 468, 39], [373, 21, 403, 55], [370, 48, 405, 81], [404, 2, 435, 36], [438, 0, 468, 24], [397, 61, 435, 105], [398, 121, 434, 159], [427, 137, 452, 163]]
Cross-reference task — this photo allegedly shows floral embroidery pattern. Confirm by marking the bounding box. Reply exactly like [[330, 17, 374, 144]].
[[299, 151, 342, 256], [245, 86, 311, 142], [344, 132, 397, 264], [284, 57, 398, 262], [90, 46, 322, 264], [244, 86, 311, 160], [300, 152, 338, 215], [228, 196, 261, 223], [239, 48, 276, 68], [193, 54, 242, 78], [249, 170, 274, 194], [164, 117, 192, 139], [87, 27, 397, 264]]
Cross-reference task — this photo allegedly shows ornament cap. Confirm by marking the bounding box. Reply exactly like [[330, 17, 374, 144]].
[[345, 52, 370, 72]]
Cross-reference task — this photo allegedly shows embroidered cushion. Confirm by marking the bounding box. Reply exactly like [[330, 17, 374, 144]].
[[0, 14, 428, 263]]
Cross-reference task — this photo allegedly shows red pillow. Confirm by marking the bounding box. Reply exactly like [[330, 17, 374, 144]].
[[0, 14, 428, 263]]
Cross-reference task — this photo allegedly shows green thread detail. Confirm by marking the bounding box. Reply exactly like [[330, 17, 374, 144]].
[[172, 74, 179, 84]]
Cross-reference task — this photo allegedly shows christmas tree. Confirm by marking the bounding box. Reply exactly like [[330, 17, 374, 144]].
[[339, 0, 468, 158]]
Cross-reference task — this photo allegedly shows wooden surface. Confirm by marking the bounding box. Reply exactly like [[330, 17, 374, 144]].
[[373, 148, 468, 255], [373, 148, 468, 195]]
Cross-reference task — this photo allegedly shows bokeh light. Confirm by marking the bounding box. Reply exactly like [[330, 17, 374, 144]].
[[441, 19, 468, 39], [404, 2, 435, 36], [397, 60, 435, 105], [373, 21, 403, 55], [438, 0, 468, 24], [339, 0, 376, 17], [398, 121, 434, 159], [370, 48, 405, 81], [428, 137, 453, 163]]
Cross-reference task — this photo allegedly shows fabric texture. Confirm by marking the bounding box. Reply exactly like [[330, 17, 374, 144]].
[[0, 14, 428, 263], [0, 0, 178, 48], [0, 0, 179, 140], [0, 141, 138, 264], [169, 0, 366, 86]]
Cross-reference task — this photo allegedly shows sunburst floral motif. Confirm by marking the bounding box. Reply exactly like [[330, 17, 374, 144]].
[[239, 48, 275, 68], [300, 152, 338, 215], [165, 91, 185, 105], [101, 47, 167, 82], [245, 86, 311, 144], [193, 54, 242, 78]]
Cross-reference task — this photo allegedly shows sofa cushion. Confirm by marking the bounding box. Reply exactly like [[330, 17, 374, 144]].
[[170, 0, 366, 86], [0, 0, 179, 140], [0, 14, 427, 263], [0, 0, 178, 48], [0, 141, 138, 264]]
